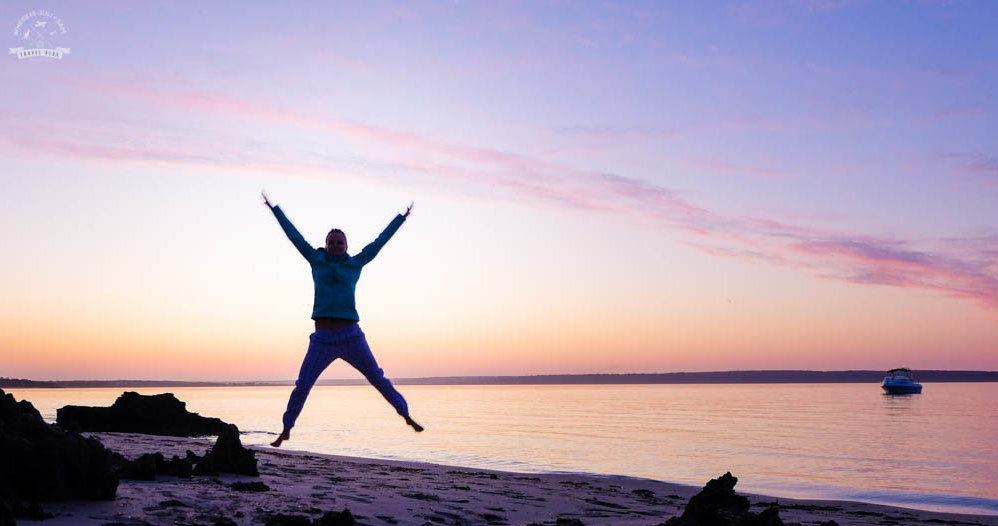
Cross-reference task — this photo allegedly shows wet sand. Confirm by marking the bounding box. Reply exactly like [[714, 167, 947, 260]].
[[19, 432, 998, 526]]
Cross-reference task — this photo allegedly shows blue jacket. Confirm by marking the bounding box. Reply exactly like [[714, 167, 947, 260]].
[[270, 205, 406, 321]]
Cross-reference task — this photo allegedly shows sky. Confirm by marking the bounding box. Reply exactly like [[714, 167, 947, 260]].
[[1, 1, 996, 381]]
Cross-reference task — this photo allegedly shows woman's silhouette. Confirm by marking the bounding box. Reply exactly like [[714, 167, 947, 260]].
[[263, 191, 423, 448]]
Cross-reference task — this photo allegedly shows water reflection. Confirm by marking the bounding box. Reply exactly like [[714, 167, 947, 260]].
[[881, 390, 921, 416]]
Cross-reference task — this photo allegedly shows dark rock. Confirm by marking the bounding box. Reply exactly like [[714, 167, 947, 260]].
[[264, 514, 313, 526], [0, 499, 14, 526], [694, 472, 749, 515], [158, 499, 189, 508], [663, 472, 784, 526], [0, 389, 118, 503], [315, 508, 357, 526], [14, 401, 41, 421], [229, 481, 269, 492], [213, 519, 239, 526], [192, 459, 212, 476], [57, 391, 230, 437], [110, 452, 159, 481], [740, 506, 784, 526], [110, 449, 201, 480], [555, 519, 585, 526], [193, 424, 258, 476], [157, 452, 194, 478], [13, 502, 54, 520]]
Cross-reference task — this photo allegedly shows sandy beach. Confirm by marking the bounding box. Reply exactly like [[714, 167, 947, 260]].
[[14, 431, 996, 526]]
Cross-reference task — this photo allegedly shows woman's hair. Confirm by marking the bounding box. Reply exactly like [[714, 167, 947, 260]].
[[327, 228, 345, 238]]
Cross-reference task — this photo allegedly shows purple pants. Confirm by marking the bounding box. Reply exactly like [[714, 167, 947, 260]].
[[281, 324, 409, 430]]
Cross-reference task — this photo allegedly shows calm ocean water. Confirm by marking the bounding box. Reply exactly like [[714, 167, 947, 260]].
[[8, 383, 997, 516]]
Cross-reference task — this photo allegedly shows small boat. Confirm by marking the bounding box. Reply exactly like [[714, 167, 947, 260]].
[[881, 368, 922, 394]]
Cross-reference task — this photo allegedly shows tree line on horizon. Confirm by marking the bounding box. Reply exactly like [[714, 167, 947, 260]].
[[2, 370, 996, 388]]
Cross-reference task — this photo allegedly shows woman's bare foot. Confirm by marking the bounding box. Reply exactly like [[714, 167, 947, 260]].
[[271, 428, 290, 447], [404, 415, 424, 432]]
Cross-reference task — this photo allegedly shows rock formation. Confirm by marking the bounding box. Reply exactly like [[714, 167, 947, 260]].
[[193, 424, 259, 476], [57, 391, 230, 436], [663, 472, 784, 526], [0, 389, 119, 519], [110, 425, 258, 479]]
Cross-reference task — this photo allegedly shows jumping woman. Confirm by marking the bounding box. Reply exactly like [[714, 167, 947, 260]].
[[263, 191, 423, 448]]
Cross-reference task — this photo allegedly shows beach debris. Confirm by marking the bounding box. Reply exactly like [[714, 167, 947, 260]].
[[265, 514, 314, 526], [583, 497, 628, 509], [101, 519, 155, 526], [0, 389, 119, 514], [57, 391, 231, 437], [481, 512, 506, 522], [314, 509, 357, 526], [263, 510, 355, 526], [157, 498, 190, 508], [401, 491, 442, 501], [230, 481, 270, 492], [661, 472, 784, 526], [846, 510, 884, 517]]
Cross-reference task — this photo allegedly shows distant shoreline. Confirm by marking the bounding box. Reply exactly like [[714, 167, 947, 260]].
[[3, 369, 996, 388]]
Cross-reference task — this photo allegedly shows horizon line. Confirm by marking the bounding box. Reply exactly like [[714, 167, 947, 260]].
[[3, 369, 997, 387]]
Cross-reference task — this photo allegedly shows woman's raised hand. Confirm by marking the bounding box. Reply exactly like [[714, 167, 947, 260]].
[[404, 201, 414, 218], [262, 190, 272, 208]]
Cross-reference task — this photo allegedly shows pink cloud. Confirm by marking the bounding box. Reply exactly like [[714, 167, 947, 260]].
[[5, 81, 997, 311], [788, 238, 998, 307], [682, 241, 799, 267], [944, 153, 998, 185]]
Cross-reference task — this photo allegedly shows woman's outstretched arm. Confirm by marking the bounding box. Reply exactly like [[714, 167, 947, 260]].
[[355, 202, 412, 266], [263, 190, 319, 264]]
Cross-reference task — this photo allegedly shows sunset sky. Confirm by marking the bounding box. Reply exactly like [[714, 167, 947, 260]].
[[1, 1, 996, 381]]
